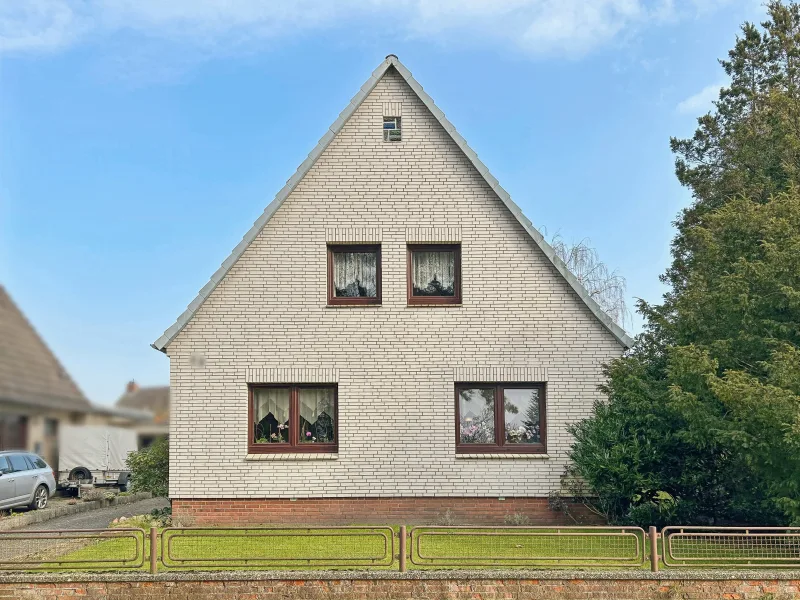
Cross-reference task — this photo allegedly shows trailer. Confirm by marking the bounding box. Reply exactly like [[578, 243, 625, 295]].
[[57, 425, 137, 492]]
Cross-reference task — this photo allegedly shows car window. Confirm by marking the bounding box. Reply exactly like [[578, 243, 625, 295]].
[[8, 454, 30, 472], [29, 455, 48, 469], [0, 456, 10, 474]]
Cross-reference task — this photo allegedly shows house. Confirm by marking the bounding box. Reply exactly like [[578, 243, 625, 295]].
[[152, 55, 632, 526], [0, 285, 152, 469], [116, 381, 169, 448]]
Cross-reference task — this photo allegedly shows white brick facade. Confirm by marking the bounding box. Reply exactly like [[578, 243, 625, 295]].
[[163, 65, 625, 500]]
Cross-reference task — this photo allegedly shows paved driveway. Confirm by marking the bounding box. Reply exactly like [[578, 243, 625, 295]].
[[16, 496, 170, 532]]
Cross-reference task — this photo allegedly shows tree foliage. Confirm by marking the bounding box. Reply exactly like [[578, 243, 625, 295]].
[[125, 438, 169, 498], [568, 1, 800, 527]]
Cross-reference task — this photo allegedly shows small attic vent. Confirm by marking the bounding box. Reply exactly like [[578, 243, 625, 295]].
[[383, 116, 401, 142]]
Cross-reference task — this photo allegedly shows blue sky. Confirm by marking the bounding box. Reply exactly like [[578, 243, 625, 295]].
[[0, 0, 762, 405]]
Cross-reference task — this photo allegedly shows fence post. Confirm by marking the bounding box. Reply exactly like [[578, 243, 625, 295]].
[[648, 526, 659, 572], [399, 526, 407, 573], [149, 527, 158, 574]]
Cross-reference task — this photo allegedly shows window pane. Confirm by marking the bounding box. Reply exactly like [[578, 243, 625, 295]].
[[412, 251, 455, 296], [504, 388, 542, 444], [333, 252, 377, 297], [298, 388, 336, 444], [458, 388, 495, 444], [254, 388, 290, 443], [8, 454, 29, 472], [0, 456, 9, 474]]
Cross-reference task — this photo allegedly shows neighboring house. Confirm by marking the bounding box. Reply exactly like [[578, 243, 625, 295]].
[[153, 55, 633, 526], [116, 381, 169, 447], [0, 285, 151, 470]]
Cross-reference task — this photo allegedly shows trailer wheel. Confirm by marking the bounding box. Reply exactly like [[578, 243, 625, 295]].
[[69, 467, 92, 482], [117, 471, 130, 493]]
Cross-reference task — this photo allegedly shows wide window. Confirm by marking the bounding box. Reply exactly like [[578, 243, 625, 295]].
[[249, 385, 337, 453], [455, 383, 545, 453], [327, 245, 381, 305], [407, 244, 461, 305]]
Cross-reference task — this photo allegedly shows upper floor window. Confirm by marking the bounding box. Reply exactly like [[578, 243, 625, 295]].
[[327, 245, 381, 305], [250, 385, 337, 453], [455, 383, 546, 453], [383, 117, 401, 142], [407, 244, 461, 305]]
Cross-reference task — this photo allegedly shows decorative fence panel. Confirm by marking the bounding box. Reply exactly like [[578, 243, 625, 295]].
[[661, 526, 800, 568], [408, 526, 646, 568], [159, 526, 395, 569], [0, 528, 146, 571]]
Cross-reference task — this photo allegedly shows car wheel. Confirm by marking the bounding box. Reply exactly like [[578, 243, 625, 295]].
[[31, 485, 48, 510]]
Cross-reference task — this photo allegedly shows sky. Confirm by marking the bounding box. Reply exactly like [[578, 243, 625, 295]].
[[0, 0, 763, 405]]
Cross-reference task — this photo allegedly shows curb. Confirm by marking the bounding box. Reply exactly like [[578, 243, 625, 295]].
[[0, 492, 154, 531]]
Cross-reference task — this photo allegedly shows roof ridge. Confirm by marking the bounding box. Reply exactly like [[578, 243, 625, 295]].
[[152, 56, 633, 351]]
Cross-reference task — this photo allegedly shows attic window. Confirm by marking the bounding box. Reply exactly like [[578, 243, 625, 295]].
[[383, 117, 401, 142]]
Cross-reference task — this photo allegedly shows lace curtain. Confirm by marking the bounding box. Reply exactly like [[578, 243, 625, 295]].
[[412, 251, 455, 296], [333, 252, 377, 297], [254, 388, 289, 442], [299, 388, 335, 443]]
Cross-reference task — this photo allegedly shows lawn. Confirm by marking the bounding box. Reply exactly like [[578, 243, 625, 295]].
[[24, 525, 652, 572]]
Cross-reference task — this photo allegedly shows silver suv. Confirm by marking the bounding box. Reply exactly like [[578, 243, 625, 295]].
[[0, 451, 56, 511]]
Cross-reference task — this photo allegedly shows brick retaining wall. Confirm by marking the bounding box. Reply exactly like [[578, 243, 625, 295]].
[[172, 497, 600, 525], [1, 574, 799, 599]]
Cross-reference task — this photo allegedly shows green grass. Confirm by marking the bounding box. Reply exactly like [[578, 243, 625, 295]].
[[25, 526, 658, 573]]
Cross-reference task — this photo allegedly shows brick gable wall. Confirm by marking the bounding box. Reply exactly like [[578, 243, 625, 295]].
[[165, 66, 623, 504]]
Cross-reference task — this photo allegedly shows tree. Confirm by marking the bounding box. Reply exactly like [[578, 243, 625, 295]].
[[568, 1, 800, 527], [126, 437, 169, 498], [549, 233, 630, 329]]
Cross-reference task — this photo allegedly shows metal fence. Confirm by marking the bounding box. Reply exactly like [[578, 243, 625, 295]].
[[0, 528, 146, 571], [160, 526, 395, 569], [2, 524, 800, 573], [408, 526, 646, 568], [662, 526, 800, 568]]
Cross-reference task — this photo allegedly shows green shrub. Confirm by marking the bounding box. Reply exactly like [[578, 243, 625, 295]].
[[125, 437, 169, 498]]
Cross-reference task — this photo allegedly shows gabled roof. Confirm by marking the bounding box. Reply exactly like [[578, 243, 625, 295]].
[[152, 55, 633, 351], [0, 285, 91, 412], [117, 385, 170, 425]]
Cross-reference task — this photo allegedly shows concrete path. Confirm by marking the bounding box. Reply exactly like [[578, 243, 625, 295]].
[[16, 496, 169, 531]]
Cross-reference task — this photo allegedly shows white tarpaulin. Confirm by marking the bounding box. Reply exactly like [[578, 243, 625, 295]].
[[59, 425, 138, 472]]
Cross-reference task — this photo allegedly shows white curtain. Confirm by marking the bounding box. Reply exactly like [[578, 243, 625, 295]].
[[333, 252, 377, 297], [412, 251, 455, 295], [299, 388, 335, 443]]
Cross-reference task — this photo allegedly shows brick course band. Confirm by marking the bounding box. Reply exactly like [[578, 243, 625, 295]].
[[1, 577, 799, 599], [171, 497, 600, 525]]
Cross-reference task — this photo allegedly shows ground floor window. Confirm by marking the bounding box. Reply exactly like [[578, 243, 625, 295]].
[[249, 385, 337, 453], [455, 383, 546, 453]]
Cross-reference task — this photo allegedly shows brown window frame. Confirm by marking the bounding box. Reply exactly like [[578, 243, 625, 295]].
[[248, 384, 338, 454], [327, 244, 382, 306], [407, 244, 462, 305], [454, 382, 546, 454]]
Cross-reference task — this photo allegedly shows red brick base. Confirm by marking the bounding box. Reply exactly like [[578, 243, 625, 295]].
[[172, 497, 600, 526]]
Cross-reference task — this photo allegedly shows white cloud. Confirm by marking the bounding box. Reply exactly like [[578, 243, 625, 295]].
[[676, 81, 725, 114], [0, 0, 730, 58]]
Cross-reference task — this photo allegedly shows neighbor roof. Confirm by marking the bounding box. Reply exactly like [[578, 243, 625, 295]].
[[152, 55, 634, 351], [0, 285, 92, 412], [117, 386, 169, 425]]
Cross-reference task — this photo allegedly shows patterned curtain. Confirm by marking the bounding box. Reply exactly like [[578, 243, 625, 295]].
[[412, 251, 455, 296], [299, 388, 335, 443], [254, 388, 289, 443], [333, 252, 377, 297]]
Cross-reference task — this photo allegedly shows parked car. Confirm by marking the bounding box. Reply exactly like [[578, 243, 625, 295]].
[[0, 451, 56, 511]]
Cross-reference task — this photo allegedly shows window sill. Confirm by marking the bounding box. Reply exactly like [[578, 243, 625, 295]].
[[406, 303, 463, 308], [245, 453, 339, 461], [326, 304, 381, 308], [455, 453, 550, 460]]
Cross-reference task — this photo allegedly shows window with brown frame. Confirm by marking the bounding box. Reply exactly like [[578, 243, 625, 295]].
[[455, 383, 546, 453], [407, 244, 461, 305], [249, 385, 337, 453], [327, 245, 381, 305]]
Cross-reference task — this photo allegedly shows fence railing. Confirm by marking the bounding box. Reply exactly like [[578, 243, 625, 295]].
[[0, 528, 146, 571], [409, 526, 646, 568], [662, 526, 800, 568], [1, 524, 799, 573], [159, 526, 395, 569]]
